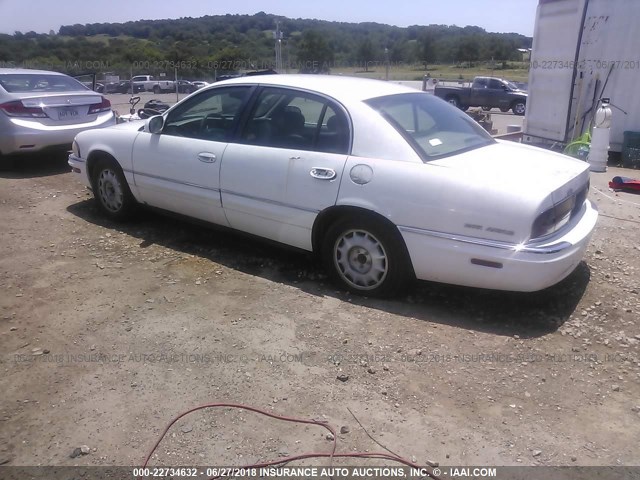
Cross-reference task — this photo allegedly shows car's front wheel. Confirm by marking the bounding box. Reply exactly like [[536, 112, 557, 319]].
[[91, 158, 136, 221], [322, 217, 412, 297]]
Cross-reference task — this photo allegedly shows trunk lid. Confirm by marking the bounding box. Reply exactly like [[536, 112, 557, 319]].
[[429, 140, 590, 206], [18, 93, 105, 126]]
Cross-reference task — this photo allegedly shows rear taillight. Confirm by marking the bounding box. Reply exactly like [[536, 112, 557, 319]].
[[88, 97, 111, 114], [532, 197, 575, 238], [0, 100, 47, 118]]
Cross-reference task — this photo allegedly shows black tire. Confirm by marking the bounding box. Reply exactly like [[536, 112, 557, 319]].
[[0, 154, 15, 171], [153, 85, 161, 94], [322, 216, 413, 297], [481, 106, 492, 112], [91, 157, 136, 221], [512, 100, 526, 116]]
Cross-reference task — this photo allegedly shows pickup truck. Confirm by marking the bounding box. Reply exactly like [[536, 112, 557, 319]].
[[434, 77, 527, 115], [131, 75, 175, 94]]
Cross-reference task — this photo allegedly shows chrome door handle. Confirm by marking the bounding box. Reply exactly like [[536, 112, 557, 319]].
[[198, 152, 217, 163], [310, 167, 337, 180]]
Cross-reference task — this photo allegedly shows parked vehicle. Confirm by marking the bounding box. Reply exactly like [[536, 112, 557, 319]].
[[131, 75, 175, 94], [434, 76, 528, 115], [0, 68, 115, 166], [191, 81, 209, 89], [114, 81, 144, 94], [69, 75, 597, 296], [523, 0, 640, 153], [176, 80, 197, 94]]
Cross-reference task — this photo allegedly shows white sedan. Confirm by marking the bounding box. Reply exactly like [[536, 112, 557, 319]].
[[69, 75, 598, 297]]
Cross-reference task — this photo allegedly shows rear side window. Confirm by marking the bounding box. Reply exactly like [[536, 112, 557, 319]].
[[366, 92, 495, 161], [241, 87, 350, 154], [0, 74, 88, 93]]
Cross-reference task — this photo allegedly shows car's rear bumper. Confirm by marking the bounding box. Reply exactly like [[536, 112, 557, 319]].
[[399, 200, 598, 292], [0, 112, 115, 156]]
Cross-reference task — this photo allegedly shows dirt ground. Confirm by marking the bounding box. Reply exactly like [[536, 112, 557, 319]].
[[1, 153, 639, 471]]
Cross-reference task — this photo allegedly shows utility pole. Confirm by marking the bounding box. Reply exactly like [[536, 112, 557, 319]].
[[274, 21, 284, 73], [385, 47, 389, 81]]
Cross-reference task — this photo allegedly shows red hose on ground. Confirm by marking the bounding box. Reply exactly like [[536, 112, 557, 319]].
[[142, 402, 441, 480]]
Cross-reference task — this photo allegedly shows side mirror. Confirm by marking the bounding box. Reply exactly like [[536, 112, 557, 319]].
[[146, 115, 164, 134]]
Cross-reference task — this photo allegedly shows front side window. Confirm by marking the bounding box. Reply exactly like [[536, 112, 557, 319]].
[[488, 79, 503, 90], [162, 86, 251, 141], [366, 92, 495, 160], [241, 88, 350, 154]]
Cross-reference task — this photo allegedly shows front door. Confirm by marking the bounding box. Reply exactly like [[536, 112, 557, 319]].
[[132, 86, 252, 225]]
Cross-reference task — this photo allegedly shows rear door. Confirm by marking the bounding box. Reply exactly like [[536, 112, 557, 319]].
[[470, 77, 489, 106], [220, 87, 350, 250]]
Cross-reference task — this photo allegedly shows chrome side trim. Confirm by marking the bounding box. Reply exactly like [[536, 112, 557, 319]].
[[220, 189, 320, 214], [397, 225, 572, 255], [133, 170, 220, 192]]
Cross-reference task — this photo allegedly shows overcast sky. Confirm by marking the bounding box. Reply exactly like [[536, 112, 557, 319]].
[[0, 0, 539, 36]]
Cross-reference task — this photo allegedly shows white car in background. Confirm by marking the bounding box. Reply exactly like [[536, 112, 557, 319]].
[[68, 75, 598, 297], [191, 81, 209, 89], [0, 68, 115, 167]]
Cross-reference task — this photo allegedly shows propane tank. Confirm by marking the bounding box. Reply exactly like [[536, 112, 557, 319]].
[[587, 98, 612, 172]]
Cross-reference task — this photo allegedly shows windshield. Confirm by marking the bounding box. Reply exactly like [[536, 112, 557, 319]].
[[505, 80, 520, 91], [366, 92, 495, 160], [0, 74, 89, 93]]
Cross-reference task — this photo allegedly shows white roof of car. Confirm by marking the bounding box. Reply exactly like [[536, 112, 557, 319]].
[[0, 68, 67, 76], [214, 74, 418, 103]]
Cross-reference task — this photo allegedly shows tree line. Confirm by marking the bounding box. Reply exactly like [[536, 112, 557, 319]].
[[0, 11, 532, 78]]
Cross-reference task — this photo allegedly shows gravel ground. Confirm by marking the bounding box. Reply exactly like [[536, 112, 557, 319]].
[[0, 153, 639, 470]]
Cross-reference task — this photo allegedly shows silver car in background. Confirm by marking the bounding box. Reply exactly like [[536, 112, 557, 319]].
[[0, 68, 115, 166]]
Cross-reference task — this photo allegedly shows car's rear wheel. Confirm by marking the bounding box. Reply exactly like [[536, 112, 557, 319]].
[[91, 158, 136, 221], [481, 106, 492, 111], [512, 100, 526, 116], [322, 216, 412, 297]]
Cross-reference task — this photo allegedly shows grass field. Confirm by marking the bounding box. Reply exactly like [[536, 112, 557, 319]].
[[330, 62, 531, 83]]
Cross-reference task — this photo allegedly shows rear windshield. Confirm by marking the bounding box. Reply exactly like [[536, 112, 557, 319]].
[[0, 74, 89, 93], [365, 92, 495, 160]]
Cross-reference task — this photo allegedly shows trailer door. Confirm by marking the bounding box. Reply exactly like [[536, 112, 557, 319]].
[[524, 0, 587, 145]]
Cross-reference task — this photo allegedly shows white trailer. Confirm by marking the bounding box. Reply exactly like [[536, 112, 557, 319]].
[[523, 0, 640, 153]]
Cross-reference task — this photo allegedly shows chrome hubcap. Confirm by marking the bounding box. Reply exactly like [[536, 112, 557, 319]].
[[515, 103, 526, 114], [97, 169, 123, 212], [334, 229, 388, 290]]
